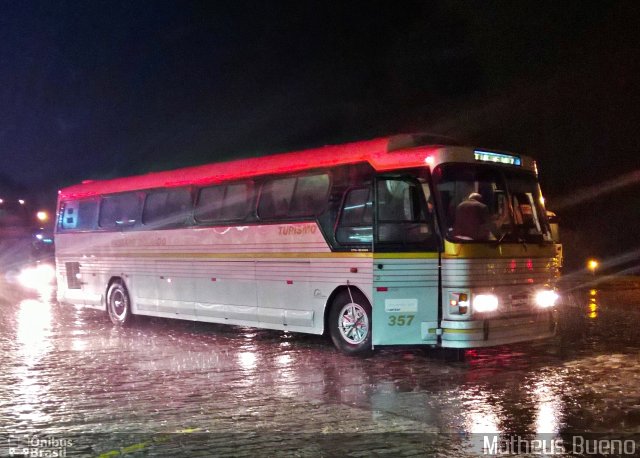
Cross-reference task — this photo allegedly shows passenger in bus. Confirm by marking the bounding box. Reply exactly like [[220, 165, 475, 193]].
[[452, 192, 492, 240]]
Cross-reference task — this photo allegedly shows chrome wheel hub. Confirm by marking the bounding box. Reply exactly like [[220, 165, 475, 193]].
[[111, 290, 126, 319], [337, 303, 369, 344]]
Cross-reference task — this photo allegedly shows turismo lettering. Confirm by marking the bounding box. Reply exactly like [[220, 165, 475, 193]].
[[278, 225, 317, 236]]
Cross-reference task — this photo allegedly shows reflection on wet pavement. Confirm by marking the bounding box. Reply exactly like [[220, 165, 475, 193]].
[[0, 284, 639, 456]]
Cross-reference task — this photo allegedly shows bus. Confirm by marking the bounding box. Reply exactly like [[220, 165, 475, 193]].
[[55, 134, 561, 355]]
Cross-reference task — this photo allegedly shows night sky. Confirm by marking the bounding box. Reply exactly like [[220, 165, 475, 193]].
[[1, 1, 639, 271]]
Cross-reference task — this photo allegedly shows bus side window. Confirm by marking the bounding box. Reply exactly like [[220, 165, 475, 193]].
[[221, 183, 252, 220], [61, 201, 79, 229], [143, 188, 192, 228], [258, 177, 297, 219], [60, 199, 98, 231], [99, 193, 141, 229], [195, 182, 253, 223], [376, 179, 434, 246], [258, 174, 330, 220], [195, 185, 226, 221], [336, 187, 373, 245], [289, 174, 330, 217]]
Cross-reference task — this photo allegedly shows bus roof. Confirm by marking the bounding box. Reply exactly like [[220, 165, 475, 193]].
[[58, 134, 533, 199], [59, 134, 444, 199]]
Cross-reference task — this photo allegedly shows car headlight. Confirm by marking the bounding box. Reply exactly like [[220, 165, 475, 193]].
[[18, 264, 56, 290]]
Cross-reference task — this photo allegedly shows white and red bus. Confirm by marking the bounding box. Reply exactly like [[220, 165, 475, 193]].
[[55, 134, 561, 355]]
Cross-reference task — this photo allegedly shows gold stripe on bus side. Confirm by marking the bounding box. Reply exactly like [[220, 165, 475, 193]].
[[373, 252, 439, 259], [443, 240, 558, 259], [442, 328, 477, 334]]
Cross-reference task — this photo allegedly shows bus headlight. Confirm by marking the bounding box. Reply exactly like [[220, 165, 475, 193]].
[[473, 294, 499, 313], [535, 290, 559, 308]]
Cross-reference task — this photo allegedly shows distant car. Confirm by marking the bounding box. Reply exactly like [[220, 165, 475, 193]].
[[0, 198, 54, 271], [31, 209, 55, 262]]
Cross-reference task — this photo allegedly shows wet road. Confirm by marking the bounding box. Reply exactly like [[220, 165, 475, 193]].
[[1, 280, 639, 457]]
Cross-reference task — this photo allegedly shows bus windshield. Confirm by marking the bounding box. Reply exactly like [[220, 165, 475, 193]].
[[433, 164, 551, 243]]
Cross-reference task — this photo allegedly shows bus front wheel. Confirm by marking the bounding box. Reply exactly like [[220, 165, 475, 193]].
[[328, 289, 373, 356], [107, 281, 132, 326]]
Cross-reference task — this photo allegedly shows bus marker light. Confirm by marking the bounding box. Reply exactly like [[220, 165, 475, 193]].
[[449, 292, 469, 315], [376, 287, 388, 292], [286, 280, 293, 285], [211, 277, 216, 282], [350, 267, 358, 273]]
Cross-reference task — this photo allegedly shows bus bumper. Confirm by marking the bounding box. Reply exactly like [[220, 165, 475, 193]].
[[440, 311, 556, 348]]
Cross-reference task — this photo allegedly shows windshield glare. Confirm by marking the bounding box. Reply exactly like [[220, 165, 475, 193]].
[[433, 164, 550, 243]]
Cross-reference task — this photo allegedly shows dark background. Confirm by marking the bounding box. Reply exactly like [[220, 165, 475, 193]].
[[1, 0, 639, 272]]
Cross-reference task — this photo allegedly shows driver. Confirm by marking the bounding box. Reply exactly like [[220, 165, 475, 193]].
[[452, 192, 492, 240]]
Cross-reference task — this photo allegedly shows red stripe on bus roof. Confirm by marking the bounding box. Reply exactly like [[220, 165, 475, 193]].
[[58, 136, 437, 199]]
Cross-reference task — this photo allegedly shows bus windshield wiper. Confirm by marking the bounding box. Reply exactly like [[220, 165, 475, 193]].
[[519, 234, 527, 251], [493, 231, 508, 246], [509, 225, 528, 250]]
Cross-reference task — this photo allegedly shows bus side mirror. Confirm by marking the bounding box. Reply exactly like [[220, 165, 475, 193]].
[[546, 210, 560, 243]]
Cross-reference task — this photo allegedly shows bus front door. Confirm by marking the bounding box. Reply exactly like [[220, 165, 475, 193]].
[[371, 176, 439, 347]]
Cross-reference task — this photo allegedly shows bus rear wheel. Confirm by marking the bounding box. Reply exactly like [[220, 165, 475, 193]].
[[328, 289, 372, 356], [107, 281, 132, 326]]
